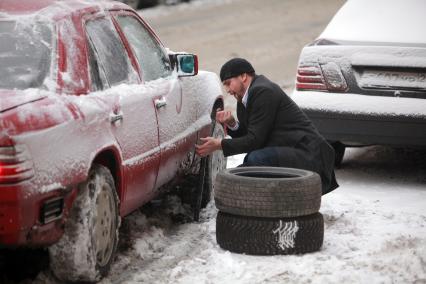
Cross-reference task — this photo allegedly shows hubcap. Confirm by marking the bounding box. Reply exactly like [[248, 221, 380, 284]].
[[210, 123, 227, 188], [94, 182, 116, 267]]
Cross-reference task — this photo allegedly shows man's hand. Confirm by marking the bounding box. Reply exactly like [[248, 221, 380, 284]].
[[195, 137, 222, 157], [216, 109, 236, 128]]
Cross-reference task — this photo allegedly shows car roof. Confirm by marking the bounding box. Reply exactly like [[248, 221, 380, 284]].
[[319, 0, 426, 46], [0, 0, 58, 14], [0, 0, 129, 20]]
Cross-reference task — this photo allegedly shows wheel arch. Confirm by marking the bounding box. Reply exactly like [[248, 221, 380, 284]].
[[92, 147, 124, 203], [211, 97, 224, 120]]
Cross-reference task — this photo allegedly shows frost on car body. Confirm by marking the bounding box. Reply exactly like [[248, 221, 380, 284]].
[[0, 0, 225, 281]]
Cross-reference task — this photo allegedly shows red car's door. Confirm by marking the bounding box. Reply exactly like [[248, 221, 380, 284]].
[[84, 16, 160, 215], [114, 14, 198, 190], [153, 75, 198, 188]]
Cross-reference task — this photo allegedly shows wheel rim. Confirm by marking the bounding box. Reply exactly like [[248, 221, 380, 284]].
[[210, 123, 227, 189], [94, 182, 117, 267]]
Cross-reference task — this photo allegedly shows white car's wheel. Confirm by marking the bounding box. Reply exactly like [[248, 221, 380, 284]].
[[49, 164, 120, 282], [331, 141, 345, 168]]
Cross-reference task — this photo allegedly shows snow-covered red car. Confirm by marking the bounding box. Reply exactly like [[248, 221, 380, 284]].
[[292, 0, 426, 166], [0, 0, 225, 281]]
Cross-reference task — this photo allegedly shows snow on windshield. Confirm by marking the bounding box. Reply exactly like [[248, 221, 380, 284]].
[[320, 0, 426, 45], [0, 20, 53, 90]]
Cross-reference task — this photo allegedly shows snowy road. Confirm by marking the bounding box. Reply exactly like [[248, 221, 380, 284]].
[[28, 146, 425, 284], [95, 146, 425, 284], [96, 146, 426, 284], [7, 0, 426, 283], [141, 0, 344, 94]]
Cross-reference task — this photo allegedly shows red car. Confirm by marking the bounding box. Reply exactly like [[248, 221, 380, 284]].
[[0, 0, 226, 281]]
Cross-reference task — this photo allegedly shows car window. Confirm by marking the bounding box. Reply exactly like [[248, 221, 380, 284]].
[[86, 38, 105, 92], [85, 17, 137, 87], [0, 21, 52, 90], [115, 15, 171, 82]]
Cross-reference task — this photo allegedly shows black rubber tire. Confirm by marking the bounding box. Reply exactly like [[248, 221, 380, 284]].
[[216, 211, 324, 255], [331, 141, 346, 168], [214, 167, 321, 218], [49, 164, 120, 282], [179, 122, 227, 210]]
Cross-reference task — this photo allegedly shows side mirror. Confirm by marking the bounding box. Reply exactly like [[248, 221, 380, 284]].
[[169, 53, 198, 77]]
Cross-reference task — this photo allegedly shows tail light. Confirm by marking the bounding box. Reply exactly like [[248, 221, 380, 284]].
[[296, 64, 327, 91], [0, 145, 34, 184], [296, 62, 348, 92]]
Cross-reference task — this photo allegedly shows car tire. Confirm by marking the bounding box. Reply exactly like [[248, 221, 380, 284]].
[[331, 141, 345, 168], [216, 211, 324, 255], [49, 164, 120, 282], [214, 167, 321, 218], [201, 121, 227, 207]]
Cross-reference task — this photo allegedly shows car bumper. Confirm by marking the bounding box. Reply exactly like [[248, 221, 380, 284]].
[[0, 182, 77, 248], [291, 91, 426, 146]]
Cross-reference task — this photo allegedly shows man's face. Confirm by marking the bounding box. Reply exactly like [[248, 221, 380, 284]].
[[223, 75, 246, 102]]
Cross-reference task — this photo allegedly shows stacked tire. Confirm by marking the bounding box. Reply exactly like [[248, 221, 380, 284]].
[[214, 167, 324, 255]]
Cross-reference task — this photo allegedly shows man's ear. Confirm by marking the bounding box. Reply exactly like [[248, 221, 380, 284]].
[[241, 73, 248, 82]]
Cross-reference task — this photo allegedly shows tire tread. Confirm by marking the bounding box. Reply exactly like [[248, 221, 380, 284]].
[[216, 212, 324, 255]]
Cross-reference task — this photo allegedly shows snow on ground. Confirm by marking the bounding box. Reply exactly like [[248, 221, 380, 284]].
[[69, 146, 424, 284], [14, 0, 425, 282], [16, 145, 426, 284]]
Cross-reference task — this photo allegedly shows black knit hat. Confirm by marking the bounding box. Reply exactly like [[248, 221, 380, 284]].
[[220, 58, 255, 82]]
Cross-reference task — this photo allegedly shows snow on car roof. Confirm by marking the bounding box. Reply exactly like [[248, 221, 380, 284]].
[[0, 0, 58, 14], [319, 0, 426, 46], [0, 0, 129, 19]]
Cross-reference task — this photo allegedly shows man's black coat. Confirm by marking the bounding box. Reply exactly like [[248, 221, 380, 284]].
[[221, 75, 338, 194]]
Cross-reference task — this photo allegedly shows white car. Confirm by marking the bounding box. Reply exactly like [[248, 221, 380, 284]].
[[292, 0, 426, 166]]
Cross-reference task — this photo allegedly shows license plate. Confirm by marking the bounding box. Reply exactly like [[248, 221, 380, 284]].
[[359, 70, 426, 89]]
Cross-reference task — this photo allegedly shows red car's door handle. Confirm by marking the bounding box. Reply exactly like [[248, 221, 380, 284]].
[[110, 113, 123, 124], [154, 97, 167, 109]]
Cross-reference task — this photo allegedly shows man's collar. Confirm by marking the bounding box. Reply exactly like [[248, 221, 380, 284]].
[[242, 85, 249, 107], [242, 75, 257, 107]]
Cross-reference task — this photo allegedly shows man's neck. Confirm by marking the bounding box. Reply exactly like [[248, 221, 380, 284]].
[[243, 76, 253, 90], [242, 77, 253, 107]]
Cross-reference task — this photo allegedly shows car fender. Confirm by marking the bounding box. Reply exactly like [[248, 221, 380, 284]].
[[180, 70, 224, 125]]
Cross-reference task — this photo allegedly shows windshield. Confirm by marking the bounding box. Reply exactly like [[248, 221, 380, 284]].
[[0, 21, 53, 90]]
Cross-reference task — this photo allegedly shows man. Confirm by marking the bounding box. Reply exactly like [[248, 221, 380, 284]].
[[196, 58, 338, 194]]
